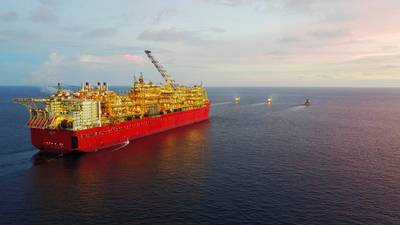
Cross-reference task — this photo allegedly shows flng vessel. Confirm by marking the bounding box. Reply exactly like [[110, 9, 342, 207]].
[[15, 50, 211, 153]]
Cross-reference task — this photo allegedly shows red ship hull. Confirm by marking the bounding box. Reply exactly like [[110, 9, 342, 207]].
[[31, 103, 211, 153]]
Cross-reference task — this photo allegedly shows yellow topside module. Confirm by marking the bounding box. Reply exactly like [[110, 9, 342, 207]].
[[15, 50, 209, 131]]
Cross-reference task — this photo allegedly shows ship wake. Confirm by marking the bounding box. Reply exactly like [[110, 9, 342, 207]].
[[289, 105, 306, 111], [250, 102, 266, 106], [110, 140, 130, 152], [212, 102, 232, 106]]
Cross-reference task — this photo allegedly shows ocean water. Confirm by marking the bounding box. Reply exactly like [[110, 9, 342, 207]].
[[1, 86, 400, 224]]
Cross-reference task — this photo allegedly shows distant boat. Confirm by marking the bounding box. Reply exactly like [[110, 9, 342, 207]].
[[265, 97, 272, 105], [304, 99, 311, 106], [235, 96, 240, 103]]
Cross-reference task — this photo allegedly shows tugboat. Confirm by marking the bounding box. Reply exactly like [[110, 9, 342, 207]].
[[304, 98, 311, 106], [265, 97, 272, 105], [234, 96, 240, 103]]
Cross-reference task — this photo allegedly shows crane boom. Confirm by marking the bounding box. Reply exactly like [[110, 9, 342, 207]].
[[144, 50, 175, 86]]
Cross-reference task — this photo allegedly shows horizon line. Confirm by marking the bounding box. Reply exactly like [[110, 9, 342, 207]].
[[1, 84, 399, 89]]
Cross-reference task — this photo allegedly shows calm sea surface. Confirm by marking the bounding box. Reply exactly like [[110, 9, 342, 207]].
[[1, 86, 400, 224]]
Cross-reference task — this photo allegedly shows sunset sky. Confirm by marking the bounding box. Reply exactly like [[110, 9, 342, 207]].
[[1, 0, 400, 86]]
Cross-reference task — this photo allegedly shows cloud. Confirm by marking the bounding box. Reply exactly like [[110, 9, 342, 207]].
[[28, 52, 149, 86], [30, 52, 64, 84], [153, 9, 177, 25], [62, 25, 88, 33], [380, 64, 400, 69], [137, 27, 211, 45], [120, 54, 146, 63], [3, 0, 400, 87], [209, 27, 226, 33], [0, 11, 19, 22], [38, 0, 57, 7], [46, 52, 63, 64], [204, 0, 255, 7], [284, 0, 321, 12], [30, 6, 58, 23], [203, 0, 353, 17], [265, 50, 290, 56], [79, 54, 145, 64], [308, 28, 351, 39], [30, 52, 144, 85], [138, 27, 194, 42], [81, 28, 117, 38], [277, 36, 303, 43], [0, 29, 41, 41]]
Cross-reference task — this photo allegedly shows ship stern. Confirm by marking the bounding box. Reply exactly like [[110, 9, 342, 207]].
[[31, 128, 76, 154]]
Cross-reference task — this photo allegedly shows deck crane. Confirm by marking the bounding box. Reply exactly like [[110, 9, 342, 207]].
[[144, 50, 175, 87]]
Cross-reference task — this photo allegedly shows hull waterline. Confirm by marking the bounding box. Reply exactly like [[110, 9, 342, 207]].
[[31, 103, 210, 153]]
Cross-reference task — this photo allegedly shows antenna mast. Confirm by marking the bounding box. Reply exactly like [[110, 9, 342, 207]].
[[144, 50, 175, 86]]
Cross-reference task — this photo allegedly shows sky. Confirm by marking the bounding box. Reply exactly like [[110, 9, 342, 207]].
[[1, 0, 400, 87]]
